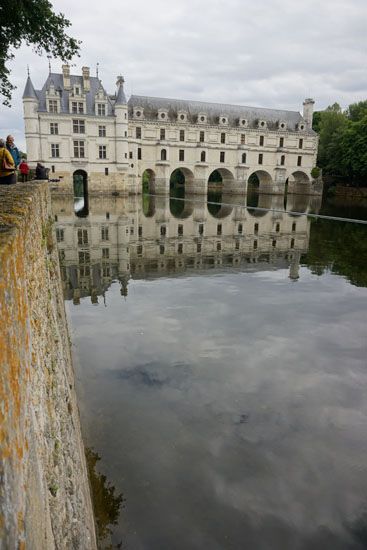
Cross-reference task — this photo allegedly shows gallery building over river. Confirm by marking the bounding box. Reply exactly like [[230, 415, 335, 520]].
[[23, 65, 321, 196]]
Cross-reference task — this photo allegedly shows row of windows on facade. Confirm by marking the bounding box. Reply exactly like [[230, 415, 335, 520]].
[[143, 237, 296, 255], [48, 99, 108, 116], [50, 122, 121, 138], [136, 127, 304, 149], [51, 142, 107, 159], [56, 221, 297, 244]]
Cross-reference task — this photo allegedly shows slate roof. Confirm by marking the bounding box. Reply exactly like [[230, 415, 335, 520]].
[[128, 95, 311, 132], [35, 73, 115, 116], [23, 76, 38, 99]]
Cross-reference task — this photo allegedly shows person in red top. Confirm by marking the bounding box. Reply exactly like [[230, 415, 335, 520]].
[[19, 158, 30, 182]]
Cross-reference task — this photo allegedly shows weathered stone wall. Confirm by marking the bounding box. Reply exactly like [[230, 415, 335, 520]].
[[0, 182, 96, 549]]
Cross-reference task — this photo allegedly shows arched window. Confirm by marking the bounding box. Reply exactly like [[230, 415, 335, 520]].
[[280, 155, 285, 166], [242, 153, 246, 164], [161, 149, 167, 161], [201, 151, 206, 162]]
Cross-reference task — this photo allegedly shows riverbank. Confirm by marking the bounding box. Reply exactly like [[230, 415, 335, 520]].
[[0, 182, 96, 549]]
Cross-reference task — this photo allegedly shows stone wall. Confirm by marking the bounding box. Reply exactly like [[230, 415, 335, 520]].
[[0, 182, 96, 549]]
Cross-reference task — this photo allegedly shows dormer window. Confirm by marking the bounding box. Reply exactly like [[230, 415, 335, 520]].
[[158, 110, 168, 120], [219, 116, 228, 125], [134, 107, 144, 119], [239, 118, 248, 127], [72, 101, 84, 114], [75, 87, 80, 96], [97, 103, 106, 116], [298, 123, 305, 131], [278, 121, 287, 130], [178, 111, 187, 123], [258, 120, 267, 128], [198, 113, 207, 124], [49, 100, 58, 113]]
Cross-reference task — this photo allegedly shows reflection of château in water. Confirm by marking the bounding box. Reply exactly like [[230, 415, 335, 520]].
[[52, 193, 321, 304]]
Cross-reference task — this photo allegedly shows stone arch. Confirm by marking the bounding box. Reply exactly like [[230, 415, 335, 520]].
[[170, 167, 195, 195], [142, 193, 155, 217], [142, 168, 156, 193], [208, 168, 235, 189], [247, 170, 273, 194], [286, 170, 311, 195], [73, 170, 89, 218]]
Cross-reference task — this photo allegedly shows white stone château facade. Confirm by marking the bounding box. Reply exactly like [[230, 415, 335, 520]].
[[23, 65, 321, 196]]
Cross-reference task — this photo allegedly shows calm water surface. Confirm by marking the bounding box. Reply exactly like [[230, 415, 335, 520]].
[[53, 192, 367, 549]]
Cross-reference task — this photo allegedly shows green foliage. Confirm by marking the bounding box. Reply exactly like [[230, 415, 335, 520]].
[[311, 166, 321, 179], [313, 100, 367, 184], [0, 0, 80, 105]]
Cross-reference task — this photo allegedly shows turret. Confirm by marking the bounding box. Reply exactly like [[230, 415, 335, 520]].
[[114, 76, 129, 170], [303, 98, 315, 129], [22, 74, 40, 162]]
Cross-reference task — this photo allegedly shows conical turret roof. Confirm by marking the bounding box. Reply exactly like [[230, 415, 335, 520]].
[[23, 75, 38, 99], [115, 76, 127, 105]]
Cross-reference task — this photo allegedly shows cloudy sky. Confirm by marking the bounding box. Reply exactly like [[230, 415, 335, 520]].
[[1, 0, 366, 150]]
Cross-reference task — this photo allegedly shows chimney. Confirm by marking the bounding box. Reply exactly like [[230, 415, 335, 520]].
[[82, 66, 90, 92], [303, 98, 315, 128], [62, 64, 71, 90]]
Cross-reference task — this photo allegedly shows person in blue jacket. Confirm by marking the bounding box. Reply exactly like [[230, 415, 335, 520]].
[[6, 135, 21, 170]]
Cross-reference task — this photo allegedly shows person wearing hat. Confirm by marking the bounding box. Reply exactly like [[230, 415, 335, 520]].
[[0, 138, 16, 184]]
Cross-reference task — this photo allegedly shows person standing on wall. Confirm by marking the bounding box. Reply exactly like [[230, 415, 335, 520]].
[[19, 158, 30, 182], [0, 139, 16, 184], [6, 135, 21, 181]]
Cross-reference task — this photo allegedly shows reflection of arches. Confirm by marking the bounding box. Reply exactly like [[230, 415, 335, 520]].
[[287, 194, 311, 216], [142, 193, 155, 217], [170, 197, 194, 219], [208, 168, 235, 187], [207, 190, 233, 219], [247, 170, 273, 193], [142, 169, 155, 193], [247, 193, 273, 217], [73, 170, 89, 218]]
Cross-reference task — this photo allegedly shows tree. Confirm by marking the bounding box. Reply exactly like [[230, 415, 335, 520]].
[[346, 100, 367, 122], [0, 0, 80, 106]]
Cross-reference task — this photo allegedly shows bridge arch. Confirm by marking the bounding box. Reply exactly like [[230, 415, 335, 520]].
[[247, 170, 273, 194], [170, 167, 195, 195], [286, 170, 311, 194], [73, 170, 89, 218], [142, 168, 156, 193]]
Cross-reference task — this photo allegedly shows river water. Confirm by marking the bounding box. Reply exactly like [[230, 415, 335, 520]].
[[53, 191, 367, 549]]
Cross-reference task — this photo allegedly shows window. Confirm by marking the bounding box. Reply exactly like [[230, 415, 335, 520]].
[[99, 145, 107, 159], [160, 245, 165, 255], [137, 245, 143, 256], [297, 156, 302, 166], [238, 223, 243, 234], [129, 151, 133, 159], [254, 223, 259, 234], [201, 151, 206, 162], [220, 151, 225, 163], [138, 225, 143, 237], [49, 100, 58, 113], [102, 248, 109, 259], [272, 240, 276, 248], [280, 155, 285, 166], [138, 147, 142, 160], [217, 242, 221, 251], [99, 125, 106, 137], [51, 165, 55, 173], [197, 242, 202, 253], [235, 240, 240, 250], [73, 119, 85, 133], [179, 149, 184, 161], [73, 140, 85, 158], [77, 229, 88, 245], [160, 225, 166, 236], [79, 266, 90, 277], [130, 226, 134, 235], [198, 223, 204, 235], [105, 167, 109, 176], [50, 123, 58, 135], [106, 212, 110, 220], [59, 249, 65, 260], [220, 132, 226, 144], [51, 144, 60, 158], [161, 149, 167, 161], [258, 153, 263, 165], [56, 228, 64, 242], [279, 137, 284, 148], [291, 238, 295, 249], [102, 266, 110, 278], [217, 224, 222, 236], [71, 101, 84, 113], [242, 153, 246, 164], [292, 222, 296, 232], [136, 127, 141, 139], [180, 130, 185, 142], [97, 103, 106, 116], [199, 131, 205, 143], [299, 139, 303, 149], [253, 240, 258, 249], [79, 251, 90, 264], [101, 226, 109, 241], [178, 224, 183, 236], [160, 128, 165, 140], [241, 134, 246, 144], [276, 223, 280, 233], [178, 243, 183, 254], [259, 135, 265, 146]]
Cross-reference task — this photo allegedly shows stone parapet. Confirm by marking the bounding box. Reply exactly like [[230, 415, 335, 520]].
[[0, 182, 96, 549]]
